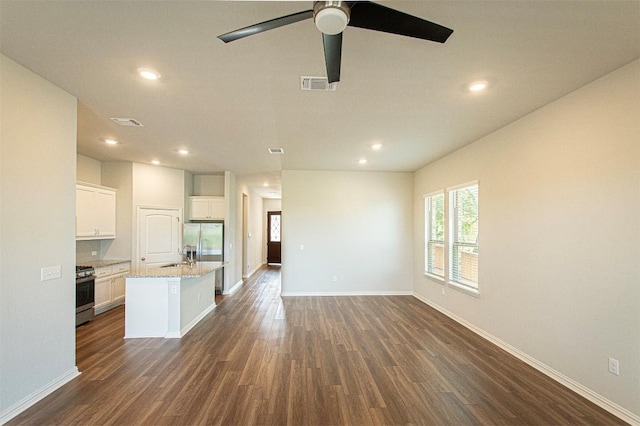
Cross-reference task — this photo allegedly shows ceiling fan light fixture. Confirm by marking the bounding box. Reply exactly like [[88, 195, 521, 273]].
[[313, 1, 350, 35]]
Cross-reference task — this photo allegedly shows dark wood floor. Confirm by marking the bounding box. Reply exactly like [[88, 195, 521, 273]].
[[10, 265, 625, 425]]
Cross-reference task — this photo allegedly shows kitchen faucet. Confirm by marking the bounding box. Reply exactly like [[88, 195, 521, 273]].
[[182, 244, 195, 266]]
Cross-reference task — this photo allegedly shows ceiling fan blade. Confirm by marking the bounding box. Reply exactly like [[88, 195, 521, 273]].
[[218, 9, 313, 43], [323, 33, 342, 84], [348, 2, 453, 43]]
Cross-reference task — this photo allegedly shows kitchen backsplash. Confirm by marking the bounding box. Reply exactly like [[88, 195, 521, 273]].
[[76, 240, 101, 264]]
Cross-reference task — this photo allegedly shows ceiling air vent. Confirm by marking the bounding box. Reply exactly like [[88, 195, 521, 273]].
[[268, 148, 284, 154], [110, 117, 144, 127], [301, 76, 337, 92]]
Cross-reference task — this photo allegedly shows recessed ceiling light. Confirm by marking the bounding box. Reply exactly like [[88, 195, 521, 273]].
[[178, 149, 189, 155], [105, 139, 118, 145], [151, 160, 160, 165], [137, 67, 161, 80], [358, 159, 367, 165], [263, 182, 269, 187], [468, 80, 489, 92], [371, 143, 383, 151]]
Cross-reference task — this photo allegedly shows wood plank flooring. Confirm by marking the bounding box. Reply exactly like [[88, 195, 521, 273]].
[[9, 265, 625, 425]]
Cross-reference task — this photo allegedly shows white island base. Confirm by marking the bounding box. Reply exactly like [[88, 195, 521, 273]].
[[125, 262, 225, 338]]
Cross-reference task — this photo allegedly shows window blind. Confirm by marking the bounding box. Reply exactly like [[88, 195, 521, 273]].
[[449, 184, 478, 289]]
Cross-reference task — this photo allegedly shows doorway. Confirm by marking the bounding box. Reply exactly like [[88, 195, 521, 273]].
[[267, 211, 281, 264]]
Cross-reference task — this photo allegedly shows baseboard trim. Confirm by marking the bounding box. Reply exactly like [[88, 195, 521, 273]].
[[166, 303, 216, 338], [246, 263, 263, 279], [94, 299, 124, 316], [0, 367, 80, 425], [412, 293, 640, 426], [281, 291, 413, 297], [223, 279, 243, 295]]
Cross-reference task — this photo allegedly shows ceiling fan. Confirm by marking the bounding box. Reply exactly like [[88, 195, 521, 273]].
[[218, 1, 453, 84]]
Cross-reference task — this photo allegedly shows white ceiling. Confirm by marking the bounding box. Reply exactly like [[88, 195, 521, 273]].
[[1, 1, 639, 198]]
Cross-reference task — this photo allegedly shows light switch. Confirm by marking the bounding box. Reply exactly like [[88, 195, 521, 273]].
[[41, 265, 61, 282]]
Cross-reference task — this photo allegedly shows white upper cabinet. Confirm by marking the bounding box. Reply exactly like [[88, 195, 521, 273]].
[[76, 183, 116, 240], [189, 196, 224, 220]]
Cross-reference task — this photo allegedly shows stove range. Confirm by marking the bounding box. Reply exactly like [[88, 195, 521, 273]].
[[76, 265, 95, 326], [76, 265, 95, 278]]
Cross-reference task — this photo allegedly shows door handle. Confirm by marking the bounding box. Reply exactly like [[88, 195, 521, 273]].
[[141, 257, 146, 261]]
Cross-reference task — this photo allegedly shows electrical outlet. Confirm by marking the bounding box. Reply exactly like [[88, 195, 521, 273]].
[[608, 357, 619, 375], [171, 285, 178, 294], [91, 251, 97, 256]]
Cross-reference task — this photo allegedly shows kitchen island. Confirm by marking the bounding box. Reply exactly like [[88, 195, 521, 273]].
[[125, 261, 226, 338]]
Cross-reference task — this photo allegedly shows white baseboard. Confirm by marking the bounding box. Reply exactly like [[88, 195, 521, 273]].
[[223, 279, 243, 295], [165, 303, 216, 338], [0, 367, 80, 425], [412, 292, 640, 426], [281, 291, 413, 297], [94, 299, 124, 316], [246, 263, 263, 278]]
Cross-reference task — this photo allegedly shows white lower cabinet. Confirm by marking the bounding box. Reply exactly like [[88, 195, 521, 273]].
[[94, 262, 130, 315]]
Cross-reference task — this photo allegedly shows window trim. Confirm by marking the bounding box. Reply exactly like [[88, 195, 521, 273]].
[[422, 180, 480, 296], [423, 190, 445, 280], [448, 181, 479, 292]]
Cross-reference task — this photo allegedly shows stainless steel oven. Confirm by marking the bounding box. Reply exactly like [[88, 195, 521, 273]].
[[76, 266, 95, 326]]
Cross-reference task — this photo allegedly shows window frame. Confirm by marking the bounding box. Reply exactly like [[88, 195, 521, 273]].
[[424, 190, 445, 281], [423, 181, 480, 297], [447, 181, 479, 295]]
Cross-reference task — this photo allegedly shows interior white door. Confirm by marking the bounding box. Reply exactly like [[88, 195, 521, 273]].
[[138, 207, 181, 272]]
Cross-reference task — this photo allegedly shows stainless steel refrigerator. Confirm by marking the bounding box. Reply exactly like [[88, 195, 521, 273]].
[[183, 222, 224, 292]]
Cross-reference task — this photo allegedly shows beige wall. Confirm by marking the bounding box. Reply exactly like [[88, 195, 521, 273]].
[[76, 154, 101, 184], [193, 174, 224, 196], [281, 170, 414, 295], [236, 179, 264, 278], [101, 161, 133, 261], [413, 60, 640, 419], [0, 55, 78, 420], [224, 171, 239, 292], [132, 162, 185, 209]]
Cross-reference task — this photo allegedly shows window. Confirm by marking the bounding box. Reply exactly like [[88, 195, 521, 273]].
[[424, 192, 445, 278], [423, 182, 479, 294], [449, 183, 479, 290]]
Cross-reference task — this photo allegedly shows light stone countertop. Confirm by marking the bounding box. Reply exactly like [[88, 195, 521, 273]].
[[81, 259, 131, 268], [127, 261, 227, 279]]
